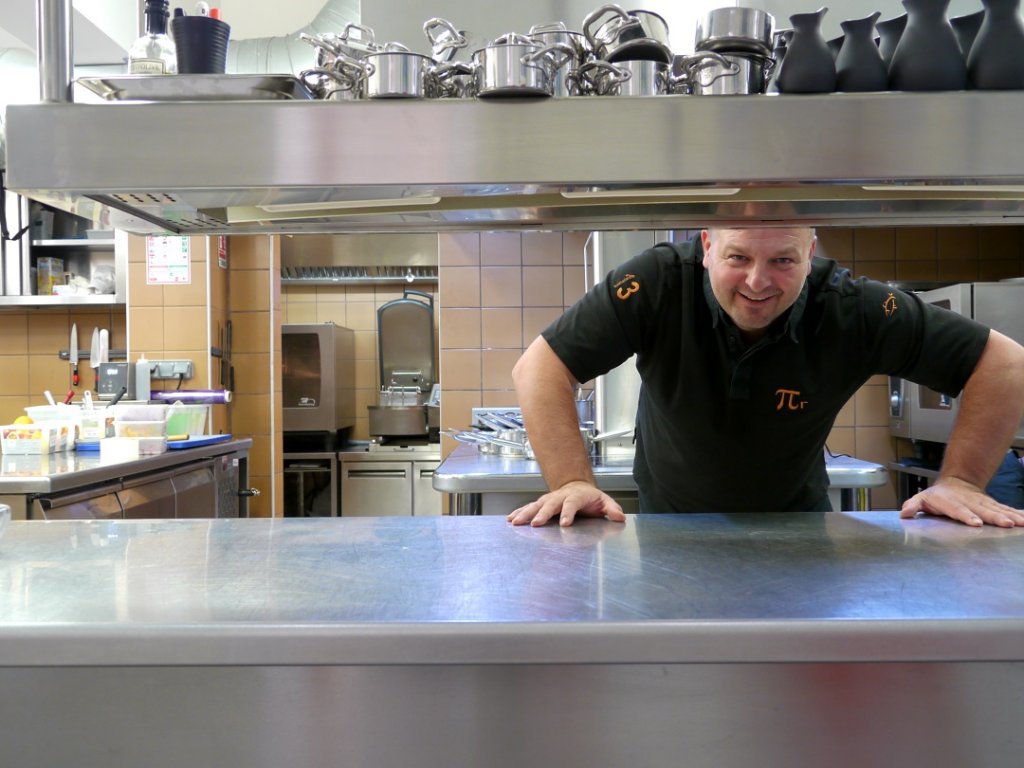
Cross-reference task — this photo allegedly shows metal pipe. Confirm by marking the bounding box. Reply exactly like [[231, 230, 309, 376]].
[[36, 0, 74, 103]]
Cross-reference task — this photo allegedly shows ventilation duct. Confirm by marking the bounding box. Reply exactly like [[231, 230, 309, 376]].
[[226, 0, 358, 75]]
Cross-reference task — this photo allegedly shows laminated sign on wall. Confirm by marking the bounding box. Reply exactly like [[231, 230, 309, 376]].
[[146, 235, 191, 284]]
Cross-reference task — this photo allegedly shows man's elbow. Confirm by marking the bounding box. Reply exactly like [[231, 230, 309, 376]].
[[514, 336, 573, 393]]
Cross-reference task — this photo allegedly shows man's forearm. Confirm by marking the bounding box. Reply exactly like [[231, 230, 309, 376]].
[[512, 338, 595, 491], [940, 331, 1024, 488]]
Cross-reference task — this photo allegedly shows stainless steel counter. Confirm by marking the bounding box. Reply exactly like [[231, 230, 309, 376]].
[[0, 438, 252, 494], [434, 444, 888, 512], [0, 513, 1020, 767]]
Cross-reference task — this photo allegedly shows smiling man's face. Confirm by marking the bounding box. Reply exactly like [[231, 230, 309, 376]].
[[701, 228, 816, 341]]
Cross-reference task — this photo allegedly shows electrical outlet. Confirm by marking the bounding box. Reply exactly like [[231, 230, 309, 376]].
[[150, 360, 194, 380]]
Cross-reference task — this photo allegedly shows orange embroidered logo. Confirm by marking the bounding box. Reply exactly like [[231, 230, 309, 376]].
[[883, 292, 898, 317], [775, 388, 808, 411], [614, 273, 640, 301]]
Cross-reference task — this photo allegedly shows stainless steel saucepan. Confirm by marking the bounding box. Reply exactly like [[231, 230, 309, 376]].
[[528, 21, 593, 97], [688, 51, 773, 95], [583, 4, 672, 63], [472, 34, 575, 98], [363, 43, 441, 98], [695, 7, 775, 57]]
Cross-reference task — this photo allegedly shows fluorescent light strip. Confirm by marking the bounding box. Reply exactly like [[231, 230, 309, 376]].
[[561, 187, 741, 200], [259, 197, 442, 213], [862, 185, 1024, 193]]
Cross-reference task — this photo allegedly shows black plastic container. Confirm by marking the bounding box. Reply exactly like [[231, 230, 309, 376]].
[[170, 15, 231, 74]]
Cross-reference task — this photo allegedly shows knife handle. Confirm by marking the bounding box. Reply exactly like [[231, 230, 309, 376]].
[[72, 365, 79, 386]]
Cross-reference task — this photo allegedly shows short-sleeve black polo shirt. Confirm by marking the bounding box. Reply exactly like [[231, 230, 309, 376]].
[[542, 236, 990, 512]]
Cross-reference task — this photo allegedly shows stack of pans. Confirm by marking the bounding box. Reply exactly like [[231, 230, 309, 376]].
[[579, 4, 679, 96], [691, 7, 776, 95]]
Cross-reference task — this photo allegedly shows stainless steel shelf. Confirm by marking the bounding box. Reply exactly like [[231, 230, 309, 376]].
[[0, 294, 123, 308], [31, 238, 115, 248], [7, 92, 1024, 234]]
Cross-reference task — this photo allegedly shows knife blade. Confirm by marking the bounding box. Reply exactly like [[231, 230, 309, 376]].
[[70, 322, 79, 386], [90, 328, 100, 369], [99, 329, 109, 364]]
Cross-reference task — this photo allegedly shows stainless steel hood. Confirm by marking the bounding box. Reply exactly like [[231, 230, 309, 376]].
[[280, 233, 438, 284], [6, 91, 1024, 234]]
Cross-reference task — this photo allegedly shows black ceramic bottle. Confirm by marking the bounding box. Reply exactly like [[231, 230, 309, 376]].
[[967, 0, 1024, 89], [950, 9, 986, 58], [776, 7, 837, 93], [836, 12, 888, 91], [889, 0, 966, 90], [876, 13, 908, 68]]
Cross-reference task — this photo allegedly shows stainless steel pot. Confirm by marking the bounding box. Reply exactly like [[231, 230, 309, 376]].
[[581, 59, 676, 95], [583, 4, 672, 64], [695, 7, 775, 56], [363, 46, 440, 99], [528, 22, 592, 97], [688, 51, 774, 95], [472, 35, 575, 98]]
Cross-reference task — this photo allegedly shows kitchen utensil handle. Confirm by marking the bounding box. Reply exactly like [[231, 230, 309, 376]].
[[72, 364, 79, 386], [106, 386, 127, 408], [403, 288, 434, 307], [582, 4, 639, 48]]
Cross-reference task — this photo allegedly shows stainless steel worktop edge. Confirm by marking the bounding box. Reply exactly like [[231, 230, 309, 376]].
[[0, 438, 252, 494], [1, 618, 1021, 667], [432, 444, 887, 493]]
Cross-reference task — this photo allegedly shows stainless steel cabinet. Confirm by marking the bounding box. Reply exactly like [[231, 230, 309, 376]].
[[31, 484, 123, 520], [341, 461, 412, 517], [119, 470, 176, 519], [172, 461, 217, 518], [413, 461, 441, 516], [339, 450, 441, 517]]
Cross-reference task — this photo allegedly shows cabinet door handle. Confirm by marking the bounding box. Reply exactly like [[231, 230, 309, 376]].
[[346, 469, 408, 479]]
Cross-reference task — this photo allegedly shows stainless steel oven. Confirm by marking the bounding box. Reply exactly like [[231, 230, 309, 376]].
[[889, 282, 1024, 447], [282, 323, 356, 438]]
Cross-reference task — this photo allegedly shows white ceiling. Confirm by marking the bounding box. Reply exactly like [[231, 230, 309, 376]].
[[0, 0, 331, 65]]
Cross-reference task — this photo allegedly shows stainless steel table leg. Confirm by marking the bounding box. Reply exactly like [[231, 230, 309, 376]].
[[451, 493, 481, 515], [841, 487, 872, 511]]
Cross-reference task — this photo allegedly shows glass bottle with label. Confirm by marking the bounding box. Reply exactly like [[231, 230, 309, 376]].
[[127, 0, 177, 75]]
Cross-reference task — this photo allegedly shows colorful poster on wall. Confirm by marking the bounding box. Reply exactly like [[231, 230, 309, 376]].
[[146, 235, 191, 284], [217, 236, 228, 269]]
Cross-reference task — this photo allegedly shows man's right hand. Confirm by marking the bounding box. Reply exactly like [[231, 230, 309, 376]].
[[507, 481, 627, 528]]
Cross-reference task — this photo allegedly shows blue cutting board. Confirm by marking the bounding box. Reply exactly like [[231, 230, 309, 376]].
[[167, 434, 232, 450]]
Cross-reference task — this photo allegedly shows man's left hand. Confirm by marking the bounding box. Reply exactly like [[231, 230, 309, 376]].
[[900, 477, 1024, 528]]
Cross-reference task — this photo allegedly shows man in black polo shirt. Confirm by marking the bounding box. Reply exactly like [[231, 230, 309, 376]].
[[508, 227, 1024, 528]]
